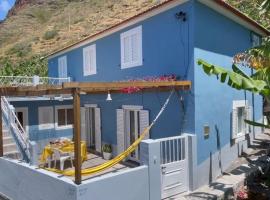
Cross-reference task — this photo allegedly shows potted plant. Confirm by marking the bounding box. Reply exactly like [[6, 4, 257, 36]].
[[102, 144, 112, 160]]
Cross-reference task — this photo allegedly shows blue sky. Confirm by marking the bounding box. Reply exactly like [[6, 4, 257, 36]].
[[0, 0, 16, 20]]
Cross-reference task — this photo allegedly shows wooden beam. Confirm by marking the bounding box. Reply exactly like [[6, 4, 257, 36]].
[[0, 96, 3, 157], [63, 81, 191, 90], [73, 88, 82, 185]]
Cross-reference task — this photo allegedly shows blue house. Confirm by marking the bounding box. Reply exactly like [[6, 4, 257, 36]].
[[2, 0, 269, 197]]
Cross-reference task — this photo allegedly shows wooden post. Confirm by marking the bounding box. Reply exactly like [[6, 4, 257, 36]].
[[73, 88, 81, 184], [0, 96, 3, 157]]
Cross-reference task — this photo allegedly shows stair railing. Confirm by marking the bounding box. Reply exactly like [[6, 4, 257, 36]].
[[1, 97, 30, 162]]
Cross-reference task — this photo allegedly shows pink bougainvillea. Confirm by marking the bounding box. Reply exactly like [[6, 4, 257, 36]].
[[236, 187, 248, 200], [120, 74, 177, 94]]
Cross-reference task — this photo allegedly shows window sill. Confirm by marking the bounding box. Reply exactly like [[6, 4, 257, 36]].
[[121, 62, 143, 69], [83, 72, 96, 76], [55, 125, 73, 130], [38, 124, 54, 130]]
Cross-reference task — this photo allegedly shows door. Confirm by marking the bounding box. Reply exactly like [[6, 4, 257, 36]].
[[85, 107, 101, 153], [125, 110, 140, 161], [160, 136, 188, 199], [15, 108, 28, 136]]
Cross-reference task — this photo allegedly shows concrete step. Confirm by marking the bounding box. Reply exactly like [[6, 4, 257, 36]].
[[3, 136, 14, 145], [3, 130, 10, 137], [3, 143, 18, 153]]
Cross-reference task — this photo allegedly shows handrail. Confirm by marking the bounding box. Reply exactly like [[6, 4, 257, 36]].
[[0, 76, 70, 86], [1, 97, 30, 161]]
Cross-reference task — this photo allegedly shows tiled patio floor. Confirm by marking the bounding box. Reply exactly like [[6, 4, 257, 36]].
[[55, 153, 137, 181]]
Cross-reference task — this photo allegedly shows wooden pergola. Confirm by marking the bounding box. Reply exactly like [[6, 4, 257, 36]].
[[0, 81, 191, 184]]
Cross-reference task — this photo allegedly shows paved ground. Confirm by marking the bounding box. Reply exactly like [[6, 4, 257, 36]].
[[168, 133, 270, 200]]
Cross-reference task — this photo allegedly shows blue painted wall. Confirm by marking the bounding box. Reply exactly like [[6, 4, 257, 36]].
[[10, 100, 73, 142], [193, 1, 262, 165], [48, 2, 193, 82], [46, 1, 196, 145]]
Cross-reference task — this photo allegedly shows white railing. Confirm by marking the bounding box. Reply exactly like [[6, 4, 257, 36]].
[[0, 76, 70, 86], [157, 135, 186, 165], [1, 97, 30, 161]]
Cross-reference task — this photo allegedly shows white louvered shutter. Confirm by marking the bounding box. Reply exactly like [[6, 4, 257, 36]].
[[95, 108, 102, 153], [80, 107, 87, 142], [245, 106, 252, 134], [83, 45, 96, 76], [83, 48, 91, 76], [232, 108, 238, 139], [117, 109, 125, 154], [140, 110, 150, 140], [58, 56, 67, 78]]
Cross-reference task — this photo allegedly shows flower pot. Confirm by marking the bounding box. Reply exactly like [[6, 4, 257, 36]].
[[103, 152, 112, 160]]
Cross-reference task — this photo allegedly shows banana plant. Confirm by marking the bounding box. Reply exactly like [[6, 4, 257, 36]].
[[197, 59, 270, 128]]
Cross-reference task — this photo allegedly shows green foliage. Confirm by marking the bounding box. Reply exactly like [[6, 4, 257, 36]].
[[43, 30, 58, 40], [197, 59, 269, 95], [0, 56, 48, 77], [7, 42, 32, 57], [102, 144, 112, 153]]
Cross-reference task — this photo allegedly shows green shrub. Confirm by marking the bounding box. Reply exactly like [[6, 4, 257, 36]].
[[43, 30, 58, 40], [102, 144, 112, 153], [32, 8, 51, 24], [0, 56, 48, 77], [7, 42, 32, 57]]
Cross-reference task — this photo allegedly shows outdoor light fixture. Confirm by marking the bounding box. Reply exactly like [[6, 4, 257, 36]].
[[175, 11, 187, 21], [106, 91, 112, 101]]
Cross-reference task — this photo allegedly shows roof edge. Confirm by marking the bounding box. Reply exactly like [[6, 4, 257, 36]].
[[45, 0, 270, 59]]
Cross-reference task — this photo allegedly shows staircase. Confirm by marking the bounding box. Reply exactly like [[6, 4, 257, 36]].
[[3, 124, 20, 159], [1, 97, 30, 162]]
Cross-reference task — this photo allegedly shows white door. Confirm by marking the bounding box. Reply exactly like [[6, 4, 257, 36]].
[[15, 107, 29, 136], [160, 136, 188, 199], [85, 107, 101, 153]]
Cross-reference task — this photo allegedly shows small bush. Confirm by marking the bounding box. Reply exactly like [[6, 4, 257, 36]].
[[32, 8, 51, 24], [7, 42, 32, 57], [43, 30, 58, 40]]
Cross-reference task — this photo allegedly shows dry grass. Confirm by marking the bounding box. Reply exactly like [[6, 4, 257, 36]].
[[0, 0, 166, 62]]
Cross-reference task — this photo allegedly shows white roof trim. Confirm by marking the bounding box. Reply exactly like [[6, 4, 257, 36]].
[[198, 0, 267, 37]]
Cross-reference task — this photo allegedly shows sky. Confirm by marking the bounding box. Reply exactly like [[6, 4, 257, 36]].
[[0, 0, 16, 20]]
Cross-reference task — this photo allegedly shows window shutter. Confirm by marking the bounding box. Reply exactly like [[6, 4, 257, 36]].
[[90, 45, 97, 74], [245, 106, 252, 134], [117, 109, 125, 155], [80, 107, 87, 142], [140, 110, 150, 140], [83, 48, 91, 76], [95, 108, 102, 153], [232, 108, 238, 139], [58, 56, 67, 78]]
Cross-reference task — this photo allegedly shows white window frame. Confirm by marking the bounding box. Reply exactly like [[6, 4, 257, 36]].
[[232, 100, 250, 142], [58, 56, 67, 78], [55, 105, 73, 130], [38, 106, 54, 130], [120, 26, 143, 69], [83, 44, 97, 76], [122, 105, 143, 110]]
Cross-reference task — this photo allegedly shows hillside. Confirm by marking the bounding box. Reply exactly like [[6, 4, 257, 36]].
[[0, 0, 269, 64]]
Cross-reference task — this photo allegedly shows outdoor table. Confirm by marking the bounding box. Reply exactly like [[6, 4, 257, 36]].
[[40, 140, 87, 164]]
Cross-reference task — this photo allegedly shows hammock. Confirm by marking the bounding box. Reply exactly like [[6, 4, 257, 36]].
[[45, 90, 174, 176]]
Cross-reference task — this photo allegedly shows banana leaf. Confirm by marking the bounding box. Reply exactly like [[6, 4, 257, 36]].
[[245, 119, 270, 129], [197, 59, 269, 96]]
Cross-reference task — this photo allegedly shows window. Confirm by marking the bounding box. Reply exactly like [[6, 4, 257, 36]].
[[120, 26, 142, 69], [83, 44, 97, 76], [38, 107, 54, 130], [55, 106, 73, 129], [251, 32, 261, 47], [58, 56, 67, 78], [232, 100, 252, 141]]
